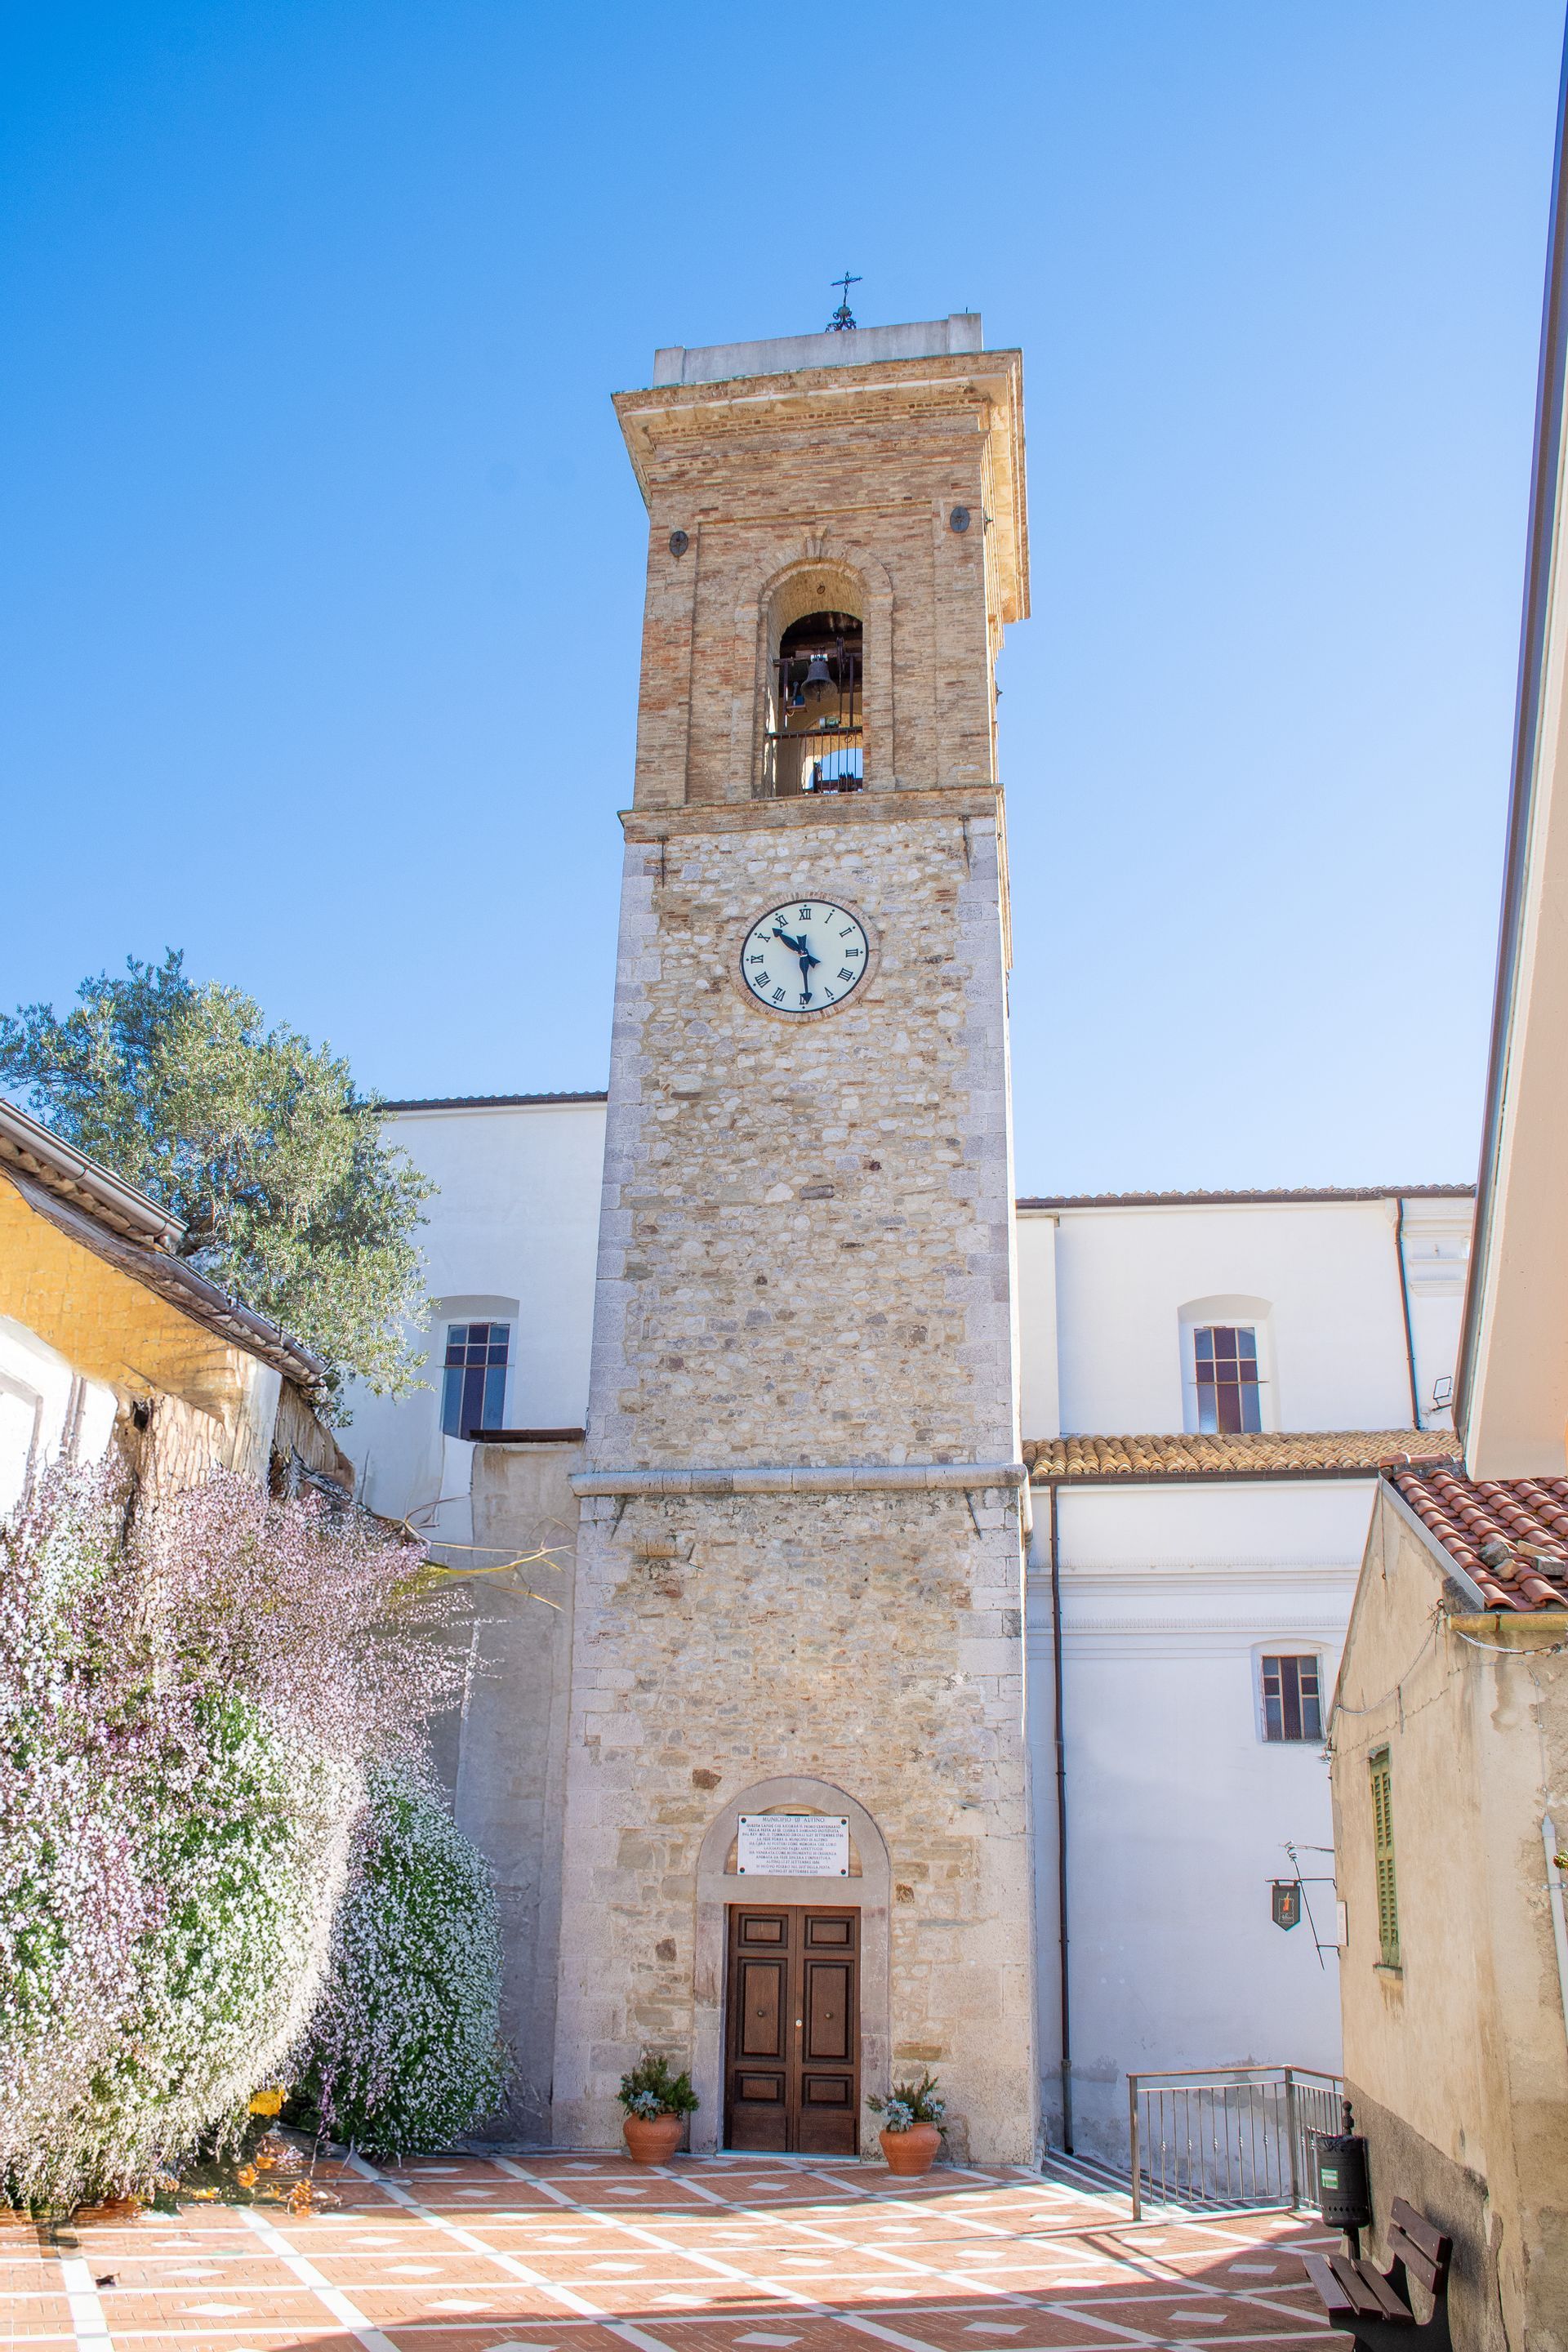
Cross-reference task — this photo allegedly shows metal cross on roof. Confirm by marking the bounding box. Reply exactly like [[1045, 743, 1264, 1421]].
[[826, 272, 860, 332]]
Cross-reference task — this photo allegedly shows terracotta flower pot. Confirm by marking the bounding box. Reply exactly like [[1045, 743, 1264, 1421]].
[[880, 2121, 941, 2176], [622, 2112, 684, 2165]]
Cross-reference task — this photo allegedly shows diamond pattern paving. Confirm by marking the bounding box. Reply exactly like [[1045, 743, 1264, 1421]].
[[2, 2153, 1351, 2350]]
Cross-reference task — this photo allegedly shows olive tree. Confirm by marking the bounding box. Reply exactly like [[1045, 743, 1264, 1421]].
[[0, 950, 431, 1410]]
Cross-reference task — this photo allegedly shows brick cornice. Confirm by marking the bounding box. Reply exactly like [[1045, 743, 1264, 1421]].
[[621, 783, 1004, 842], [615, 348, 1027, 626], [614, 349, 1020, 433]]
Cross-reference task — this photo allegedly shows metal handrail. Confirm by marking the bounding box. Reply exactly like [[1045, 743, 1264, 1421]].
[[1127, 2064, 1343, 2220], [761, 726, 865, 798]]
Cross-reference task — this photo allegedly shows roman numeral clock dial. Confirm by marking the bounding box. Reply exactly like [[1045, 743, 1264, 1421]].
[[741, 900, 871, 1015]]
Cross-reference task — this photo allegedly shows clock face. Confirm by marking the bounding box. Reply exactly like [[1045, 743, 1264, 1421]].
[[740, 898, 871, 1016]]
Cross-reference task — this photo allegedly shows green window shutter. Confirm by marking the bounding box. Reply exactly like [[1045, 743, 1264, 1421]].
[[1370, 1746, 1400, 1968]]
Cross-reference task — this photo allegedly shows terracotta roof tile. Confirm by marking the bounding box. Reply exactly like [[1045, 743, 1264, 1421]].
[[1027, 1430, 1461, 1481], [1391, 1463, 1568, 1612]]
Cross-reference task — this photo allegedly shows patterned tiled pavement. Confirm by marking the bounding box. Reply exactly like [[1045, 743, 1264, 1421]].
[[2, 2152, 1350, 2352]]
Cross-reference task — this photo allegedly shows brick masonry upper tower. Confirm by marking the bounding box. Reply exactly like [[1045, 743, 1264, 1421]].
[[552, 315, 1039, 2163]]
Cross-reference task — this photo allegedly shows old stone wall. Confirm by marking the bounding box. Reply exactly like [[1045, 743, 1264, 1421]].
[[552, 1482, 1036, 2161], [271, 1377, 356, 1494], [553, 795, 1036, 2158], [114, 1389, 237, 1502], [588, 806, 1017, 1471], [553, 336, 1036, 2163], [430, 1440, 580, 2142]]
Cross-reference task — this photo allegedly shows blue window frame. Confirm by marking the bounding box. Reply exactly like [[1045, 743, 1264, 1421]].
[[442, 1321, 510, 1439]]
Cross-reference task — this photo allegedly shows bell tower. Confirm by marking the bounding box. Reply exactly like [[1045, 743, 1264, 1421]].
[[553, 314, 1037, 2163]]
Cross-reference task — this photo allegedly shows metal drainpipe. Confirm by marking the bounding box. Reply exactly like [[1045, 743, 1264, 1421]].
[[1543, 1815, 1568, 2044], [1048, 1479, 1073, 2152], [1393, 1197, 1422, 1428]]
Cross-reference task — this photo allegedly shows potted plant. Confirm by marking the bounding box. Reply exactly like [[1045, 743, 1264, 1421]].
[[617, 2053, 698, 2164], [867, 2073, 947, 2176]]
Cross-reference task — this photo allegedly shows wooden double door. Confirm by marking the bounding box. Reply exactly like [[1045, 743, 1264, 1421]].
[[724, 1905, 861, 2154]]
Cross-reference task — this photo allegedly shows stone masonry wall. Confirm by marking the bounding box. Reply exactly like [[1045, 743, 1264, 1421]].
[[587, 809, 1016, 1469], [435, 1441, 581, 2143], [553, 799, 1037, 2158], [553, 340, 1036, 2162], [552, 1481, 1036, 2161]]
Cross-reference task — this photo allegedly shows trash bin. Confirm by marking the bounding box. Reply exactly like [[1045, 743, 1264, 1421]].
[[1316, 2100, 1372, 2233]]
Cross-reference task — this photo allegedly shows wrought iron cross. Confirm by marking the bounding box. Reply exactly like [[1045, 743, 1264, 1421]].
[[826, 272, 861, 332]]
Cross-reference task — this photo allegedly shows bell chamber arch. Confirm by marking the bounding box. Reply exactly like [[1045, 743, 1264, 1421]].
[[758, 559, 868, 800], [764, 609, 864, 798]]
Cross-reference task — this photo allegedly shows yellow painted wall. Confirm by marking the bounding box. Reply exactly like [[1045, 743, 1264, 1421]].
[[0, 1175, 267, 1437]]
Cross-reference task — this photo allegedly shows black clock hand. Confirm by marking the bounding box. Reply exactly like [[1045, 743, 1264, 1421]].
[[773, 924, 821, 970], [772, 921, 820, 1004]]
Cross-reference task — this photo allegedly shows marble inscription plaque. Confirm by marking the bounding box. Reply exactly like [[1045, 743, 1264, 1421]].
[[736, 1814, 850, 1877]]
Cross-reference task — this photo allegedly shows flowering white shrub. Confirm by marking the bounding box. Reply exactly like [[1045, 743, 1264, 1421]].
[[292, 1762, 506, 2155], [0, 1468, 156, 2200], [0, 1463, 467, 2207], [76, 1694, 354, 2198], [136, 1466, 460, 1762]]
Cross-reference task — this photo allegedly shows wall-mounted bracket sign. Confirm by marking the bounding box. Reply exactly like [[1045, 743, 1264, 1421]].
[[1270, 1879, 1303, 1931], [737, 1814, 849, 1877]]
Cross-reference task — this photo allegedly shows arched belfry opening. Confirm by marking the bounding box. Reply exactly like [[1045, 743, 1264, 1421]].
[[764, 608, 864, 797]]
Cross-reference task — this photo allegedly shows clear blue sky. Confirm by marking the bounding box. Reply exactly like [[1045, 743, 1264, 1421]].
[[2, 2, 1562, 1193]]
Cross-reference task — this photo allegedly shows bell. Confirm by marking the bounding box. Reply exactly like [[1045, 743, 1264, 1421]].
[[802, 651, 835, 715]]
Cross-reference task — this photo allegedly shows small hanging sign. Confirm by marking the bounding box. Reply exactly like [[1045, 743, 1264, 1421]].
[[1271, 1879, 1303, 1931], [737, 1814, 849, 1877]]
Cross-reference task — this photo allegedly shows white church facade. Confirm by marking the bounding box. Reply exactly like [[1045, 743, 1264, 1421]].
[[337, 315, 1474, 2165]]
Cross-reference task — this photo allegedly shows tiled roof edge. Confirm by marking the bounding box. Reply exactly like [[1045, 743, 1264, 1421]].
[[1018, 1185, 1476, 1210], [1026, 1430, 1462, 1482], [2, 1164, 327, 1388], [0, 1098, 185, 1250], [381, 1091, 610, 1111], [1386, 1462, 1568, 1612], [1379, 1474, 1492, 1610]]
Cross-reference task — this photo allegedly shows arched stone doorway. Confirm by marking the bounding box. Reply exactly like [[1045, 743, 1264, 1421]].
[[693, 1776, 890, 2154]]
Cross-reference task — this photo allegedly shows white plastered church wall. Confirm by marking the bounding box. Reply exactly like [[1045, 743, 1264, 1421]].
[[1029, 1477, 1368, 2158], [336, 1098, 606, 1530]]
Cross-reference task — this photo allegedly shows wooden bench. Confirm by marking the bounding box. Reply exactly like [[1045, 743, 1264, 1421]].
[[1300, 2198, 1452, 2351]]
